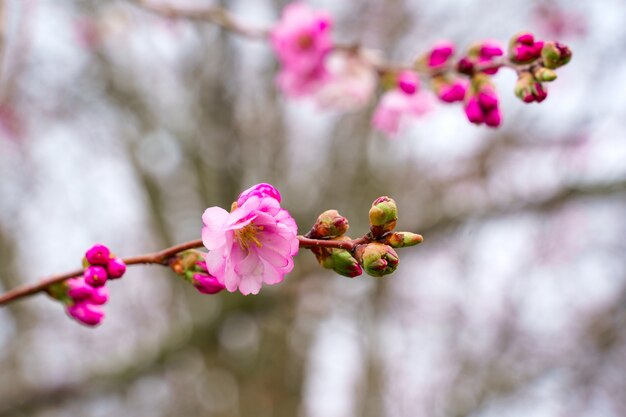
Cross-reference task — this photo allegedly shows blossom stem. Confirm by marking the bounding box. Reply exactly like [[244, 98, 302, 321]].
[[0, 235, 369, 306]]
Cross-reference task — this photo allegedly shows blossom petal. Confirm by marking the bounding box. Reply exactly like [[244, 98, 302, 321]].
[[202, 207, 230, 250]]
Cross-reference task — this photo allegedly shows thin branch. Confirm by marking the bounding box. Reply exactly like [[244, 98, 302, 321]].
[[132, 0, 269, 39], [0, 235, 370, 306]]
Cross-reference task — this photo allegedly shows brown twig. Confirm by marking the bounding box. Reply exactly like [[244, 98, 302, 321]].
[[0, 235, 371, 306], [133, 0, 269, 39]]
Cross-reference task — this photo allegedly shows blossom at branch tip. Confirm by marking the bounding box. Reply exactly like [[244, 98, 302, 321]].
[[271, 2, 333, 97], [202, 183, 299, 295], [373, 71, 433, 136]]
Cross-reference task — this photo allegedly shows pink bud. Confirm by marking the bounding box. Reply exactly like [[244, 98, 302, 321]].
[[523, 91, 535, 103], [67, 277, 94, 301], [428, 41, 455, 68], [465, 98, 484, 124], [106, 257, 126, 279], [192, 273, 226, 295], [85, 244, 111, 265], [484, 108, 502, 127], [479, 41, 504, 59], [397, 71, 419, 95], [516, 32, 535, 45], [89, 286, 109, 305], [438, 81, 467, 103], [534, 83, 548, 102], [67, 302, 105, 326], [456, 57, 474, 75], [237, 183, 282, 206], [478, 90, 498, 110], [84, 265, 108, 287]]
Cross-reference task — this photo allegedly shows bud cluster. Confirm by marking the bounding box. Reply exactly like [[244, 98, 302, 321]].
[[508, 33, 571, 105], [306, 197, 423, 279], [48, 244, 126, 326], [169, 250, 225, 295]]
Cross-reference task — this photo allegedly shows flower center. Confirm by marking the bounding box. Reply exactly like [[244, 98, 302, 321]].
[[235, 224, 263, 250], [297, 34, 314, 50]]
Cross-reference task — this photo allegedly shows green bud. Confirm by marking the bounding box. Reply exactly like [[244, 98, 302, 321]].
[[533, 67, 557, 82], [541, 41, 572, 69], [307, 209, 349, 239], [514, 72, 534, 101], [170, 250, 204, 276], [369, 196, 398, 237], [383, 232, 424, 248], [355, 243, 399, 277], [321, 249, 363, 278]]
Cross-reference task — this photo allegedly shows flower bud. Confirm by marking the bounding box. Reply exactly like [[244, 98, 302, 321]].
[[106, 257, 126, 279], [320, 249, 362, 278], [541, 41, 572, 69], [307, 209, 349, 239], [369, 197, 398, 237], [508, 32, 544, 63], [192, 273, 226, 294], [532, 67, 557, 82], [426, 41, 455, 68], [382, 232, 424, 248], [514, 72, 548, 103], [67, 277, 95, 301], [84, 265, 108, 287], [170, 250, 204, 276], [355, 243, 399, 277], [432, 76, 467, 103], [85, 244, 111, 266], [67, 302, 104, 326], [89, 286, 109, 305], [397, 71, 420, 95]]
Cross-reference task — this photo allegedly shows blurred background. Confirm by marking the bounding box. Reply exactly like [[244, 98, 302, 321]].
[[0, 0, 625, 416]]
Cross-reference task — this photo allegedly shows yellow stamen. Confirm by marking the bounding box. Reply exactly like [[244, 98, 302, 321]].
[[235, 224, 264, 250]]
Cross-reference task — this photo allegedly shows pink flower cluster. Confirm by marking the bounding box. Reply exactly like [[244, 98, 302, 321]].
[[269, 3, 571, 135], [64, 244, 126, 326], [202, 183, 299, 295]]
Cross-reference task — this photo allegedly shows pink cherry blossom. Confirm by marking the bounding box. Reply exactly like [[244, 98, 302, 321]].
[[271, 2, 333, 97], [372, 72, 433, 136], [312, 51, 377, 111], [201, 184, 299, 295]]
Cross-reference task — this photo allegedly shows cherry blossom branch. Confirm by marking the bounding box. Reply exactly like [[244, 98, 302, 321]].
[[0, 235, 373, 306]]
